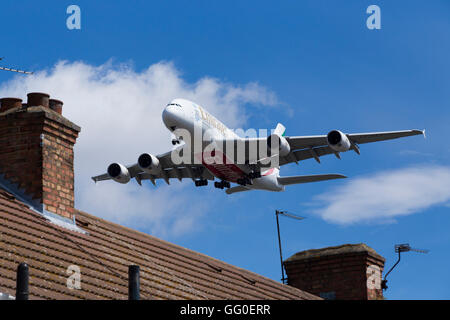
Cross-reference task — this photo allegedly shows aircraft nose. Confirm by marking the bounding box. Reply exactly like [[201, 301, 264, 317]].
[[162, 104, 185, 130]]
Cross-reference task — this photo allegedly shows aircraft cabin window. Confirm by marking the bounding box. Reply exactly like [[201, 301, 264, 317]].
[[167, 103, 182, 108]]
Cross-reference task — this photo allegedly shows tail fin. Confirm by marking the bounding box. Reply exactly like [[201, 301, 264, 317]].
[[273, 123, 286, 136], [277, 174, 347, 186]]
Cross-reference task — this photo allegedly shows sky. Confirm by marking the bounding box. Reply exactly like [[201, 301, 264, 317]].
[[0, 0, 449, 299]]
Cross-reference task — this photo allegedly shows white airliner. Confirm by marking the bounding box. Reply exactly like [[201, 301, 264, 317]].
[[92, 98, 425, 194]]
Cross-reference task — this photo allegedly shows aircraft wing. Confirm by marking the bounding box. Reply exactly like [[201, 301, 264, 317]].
[[92, 149, 212, 185], [219, 129, 424, 168], [247, 129, 424, 168], [286, 130, 425, 150], [277, 129, 425, 166]]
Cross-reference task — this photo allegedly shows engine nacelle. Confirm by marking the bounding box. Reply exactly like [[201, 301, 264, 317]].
[[107, 163, 130, 184], [267, 133, 291, 157], [138, 153, 160, 173], [327, 130, 351, 152]]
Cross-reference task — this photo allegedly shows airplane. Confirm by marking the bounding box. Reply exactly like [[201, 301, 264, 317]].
[[92, 98, 425, 194]]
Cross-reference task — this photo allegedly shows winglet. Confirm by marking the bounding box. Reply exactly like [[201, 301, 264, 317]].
[[422, 129, 426, 139]]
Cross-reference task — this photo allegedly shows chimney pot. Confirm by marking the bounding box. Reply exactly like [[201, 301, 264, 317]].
[[49, 99, 63, 115], [0, 97, 23, 112], [27, 92, 50, 108]]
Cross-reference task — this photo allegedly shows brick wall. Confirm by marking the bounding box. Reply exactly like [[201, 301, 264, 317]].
[[284, 244, 385, 300], [0, 93, 80, 219]]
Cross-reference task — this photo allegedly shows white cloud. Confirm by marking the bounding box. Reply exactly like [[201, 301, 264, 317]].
[[0, 60, 277, 237], [310, 165, 450, 224]]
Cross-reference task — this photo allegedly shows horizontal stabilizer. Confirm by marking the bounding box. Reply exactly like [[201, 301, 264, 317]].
[[225, 185, 251, 194], [277, 174, 347, 186]]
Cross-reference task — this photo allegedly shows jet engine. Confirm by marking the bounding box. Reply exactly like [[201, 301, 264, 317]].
[[107, 163, 130, 184], [327, 130, 351, 152], [138, 153, 161, 173], [267, 133, 290, 157]]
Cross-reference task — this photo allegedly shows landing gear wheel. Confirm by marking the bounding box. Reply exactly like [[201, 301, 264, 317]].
[[195, 179, 208, 187], [248, 171, 261, 179], [214, 181, 230, 189], [248, 166, 261, 179], [237, 178, 250, 186]]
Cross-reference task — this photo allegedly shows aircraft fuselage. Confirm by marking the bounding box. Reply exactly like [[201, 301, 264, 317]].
[[162, 98, 284, 192]]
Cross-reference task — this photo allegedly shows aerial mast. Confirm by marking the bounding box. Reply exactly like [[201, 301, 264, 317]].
[[275, 210, 305, 284], [381, 243, 429, 290], [0, 57, 33, 75]]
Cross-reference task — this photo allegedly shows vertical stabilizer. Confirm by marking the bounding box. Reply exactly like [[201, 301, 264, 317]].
[[274, 123, 286, 136]]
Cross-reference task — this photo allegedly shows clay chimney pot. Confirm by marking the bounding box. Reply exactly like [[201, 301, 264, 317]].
[[0, 97, 23, 112], [49, 99, 64, 115], [27, 92, 50, 108]]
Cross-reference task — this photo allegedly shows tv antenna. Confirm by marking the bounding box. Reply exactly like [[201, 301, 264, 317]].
[[0, 57, 33, 75], [381, 243, 429, 290], [275, 210, 305, 284]]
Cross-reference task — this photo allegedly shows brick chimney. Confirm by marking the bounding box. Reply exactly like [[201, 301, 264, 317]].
[[284, 243, 385, 300], [0, 92, 80, 220]]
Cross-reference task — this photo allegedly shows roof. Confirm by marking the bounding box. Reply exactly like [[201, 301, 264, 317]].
[[285, 243, 385, 264], [0, 186, 318, 300]]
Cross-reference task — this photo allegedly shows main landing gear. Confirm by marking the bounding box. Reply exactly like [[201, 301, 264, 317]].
[[171, 138, 181, 145], [248, 171, 261, 179], [195, 179, 231, 189], [194, 179, 208, 187], [248, 165, 262, 179], [214, 181, 231, 189], [236, 167, 261, 186], [236, 178, 252, 186]]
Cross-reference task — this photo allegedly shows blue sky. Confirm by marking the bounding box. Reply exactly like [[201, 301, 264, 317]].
[[1, 1, 449, 299]]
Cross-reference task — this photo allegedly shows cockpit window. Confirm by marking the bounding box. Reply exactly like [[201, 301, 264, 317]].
[[167, 103, 182, 108]]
